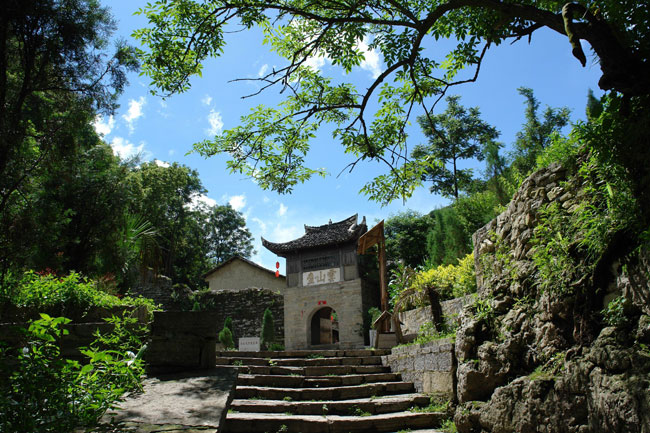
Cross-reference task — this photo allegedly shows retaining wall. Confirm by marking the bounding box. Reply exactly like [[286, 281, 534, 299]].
[[145, 311, 219, 373], [199, 288, 284, 348], [398, 295, 472, 336], [382, 338, 456, 399]]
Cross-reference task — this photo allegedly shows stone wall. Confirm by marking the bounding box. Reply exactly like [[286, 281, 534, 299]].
[[145, 311, 218, 373], [398, 295, 473, 336], [199, 288, 285, 348], [130, 272, 175, 310], [453, 162, 650, 432], [382, 338, 455, 398]]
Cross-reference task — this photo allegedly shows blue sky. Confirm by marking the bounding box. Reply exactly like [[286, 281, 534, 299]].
[[97, 1, 605, 274]]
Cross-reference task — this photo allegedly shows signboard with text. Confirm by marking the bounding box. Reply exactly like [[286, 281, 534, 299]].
[[239, 337, 260, 352], [302, 268, 341, 286]]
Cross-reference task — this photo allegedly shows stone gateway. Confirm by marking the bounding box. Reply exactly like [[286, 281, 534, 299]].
[[262, 214, 378, 350]]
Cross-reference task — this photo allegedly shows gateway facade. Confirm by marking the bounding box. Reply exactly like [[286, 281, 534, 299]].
[[262, 214, 378, 349]]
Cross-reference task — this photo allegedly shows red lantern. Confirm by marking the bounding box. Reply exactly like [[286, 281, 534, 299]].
[[275, 270, 279, 278], [275, 261, 279, 269]]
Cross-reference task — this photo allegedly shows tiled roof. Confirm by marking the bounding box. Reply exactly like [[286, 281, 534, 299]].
[[262, 214, 367, 256], [202, 255, 285, 279]]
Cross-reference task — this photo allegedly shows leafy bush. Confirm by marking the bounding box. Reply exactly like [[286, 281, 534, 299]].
[[367, 307, 382, 329], [269, 342, 284, 351], [531, 151, 638, 295], [411, 254, 476, 302], [0, 313, 145, 433], [3, 270, 157, 318], [388, 262, 416, 307], [601, 296, 629, 327], [413, 321, 456, 345], [535, 130, 582, 171]]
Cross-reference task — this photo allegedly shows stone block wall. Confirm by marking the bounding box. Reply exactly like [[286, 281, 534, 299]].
[[398, 296, 473, 336], [382, 338, 455, 398], [145, 311, 219, 373], [200, 288, 284, 348], [129, 272, 175, 310]]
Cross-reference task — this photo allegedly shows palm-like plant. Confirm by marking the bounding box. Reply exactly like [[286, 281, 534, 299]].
[[118, 214, 161, 284]]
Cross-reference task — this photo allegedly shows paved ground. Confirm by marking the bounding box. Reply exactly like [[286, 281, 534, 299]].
[[93, 368, 237, 433]]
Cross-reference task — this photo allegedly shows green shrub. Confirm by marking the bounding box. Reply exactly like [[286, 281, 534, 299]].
[[0, 313, 145, 433], [260, 308, 275, 350], [602, 295, 629, 327], [269, 342, 285, 351], [411, 253, 476, 302], [535, 130, 582, 171], [224, 316, 233, 331], [3, 270, 157, 319], [219, 327, 234, 349], [367, 307, 382, 329], [531, 151, 638, 295]]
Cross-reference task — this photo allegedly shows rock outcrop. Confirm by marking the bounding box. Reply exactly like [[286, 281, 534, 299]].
[[454, 162, 650, 432]]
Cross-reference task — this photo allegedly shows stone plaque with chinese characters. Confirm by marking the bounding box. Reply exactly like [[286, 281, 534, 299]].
[[303, 268, 341, 286]]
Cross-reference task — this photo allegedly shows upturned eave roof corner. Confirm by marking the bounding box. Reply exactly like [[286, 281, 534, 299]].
[[262, 214, 367, 256]]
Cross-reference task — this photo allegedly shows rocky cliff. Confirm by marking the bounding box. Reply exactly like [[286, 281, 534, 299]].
[[454, 161, 650, 433]]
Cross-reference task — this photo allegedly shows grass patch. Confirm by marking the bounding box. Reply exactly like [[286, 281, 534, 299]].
[[409, 396, 450, 413], [350, 405, 372, 416]]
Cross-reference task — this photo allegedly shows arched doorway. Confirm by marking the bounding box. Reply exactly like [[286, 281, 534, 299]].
[[310, 307, 339, 345]]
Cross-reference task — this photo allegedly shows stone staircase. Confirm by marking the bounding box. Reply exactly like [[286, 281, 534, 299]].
[[216, 349, 447, 433]]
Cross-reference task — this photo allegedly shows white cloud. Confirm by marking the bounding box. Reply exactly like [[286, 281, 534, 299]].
[[257, 64, 269, 77], [304, 55, 327, 71], [93, 115, 115, 136], [158, 100, 170, 118], [201, 94, 213, 106], [357, 38, 383, 79], [206, 109, 224, 136], [263, 196, 271, 204], [168, 149, 175, 156], [229, 194, 246, 211], [252, 217, 267, 234], [154, 159, 170, 168], [187, 193, 217, 210], [122, 96, 146, 133], [109, 136, 145, 159], [271, 224, 302, 242], [277, 203, 288, 217]]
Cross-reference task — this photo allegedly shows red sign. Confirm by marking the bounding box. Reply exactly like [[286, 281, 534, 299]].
[[318, 300, 327, 305]]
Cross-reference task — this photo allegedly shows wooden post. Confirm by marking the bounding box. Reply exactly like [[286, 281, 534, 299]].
[[378, 233, 389, 333], [358, 221, 390, 333]]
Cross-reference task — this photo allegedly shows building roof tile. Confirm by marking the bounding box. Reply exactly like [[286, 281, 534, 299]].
[[262, 214, 367, 256]]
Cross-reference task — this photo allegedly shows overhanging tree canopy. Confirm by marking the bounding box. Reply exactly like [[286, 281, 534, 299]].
[[134, 0, 650, 204]]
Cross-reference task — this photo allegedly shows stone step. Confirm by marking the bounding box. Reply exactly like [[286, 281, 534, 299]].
[[230, 393, 430, 415], [223, 410, 446, 433], [237, 372, 402, 388], [216, 355, 384, 367], [235, 381, 415, 401], [236, 364, 391, 376], [217, 349, 391, 358]]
